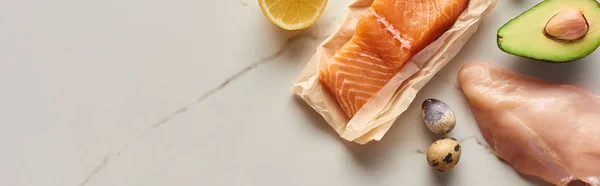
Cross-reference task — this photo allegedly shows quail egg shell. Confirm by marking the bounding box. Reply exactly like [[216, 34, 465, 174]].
[[422, 99, 456, 135], [427, 137, 462, 172]]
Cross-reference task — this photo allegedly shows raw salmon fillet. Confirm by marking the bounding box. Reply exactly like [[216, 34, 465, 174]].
[[319, 0, 469, 118], [459, 63, 600, 186]]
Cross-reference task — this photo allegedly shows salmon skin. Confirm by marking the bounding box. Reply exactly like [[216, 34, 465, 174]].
[[319, 0, 469, 118]]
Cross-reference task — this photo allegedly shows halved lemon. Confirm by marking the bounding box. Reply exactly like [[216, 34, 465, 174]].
[[258, 0, 328, 30]]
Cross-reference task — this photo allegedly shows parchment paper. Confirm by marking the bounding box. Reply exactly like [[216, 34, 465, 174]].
[[292, 0, 498, 144]]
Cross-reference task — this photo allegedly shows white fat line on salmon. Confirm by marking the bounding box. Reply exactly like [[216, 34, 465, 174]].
[[430, 0, 446, 19], [329, 68, 352, 114], [339, 79, 377, 114], [347, 88, 375, 96], [370, 8, 411, 49], [333, 70, 383, 113], [344, 50, 384, 62], [342, 81, 356, 115], [339, 79, 378, 113], [345, 45, 404, 62], [327, 68, 337, 93], [354, 96, 369, 113], [348, 88, 374, 112], [332, 61, 395, 76], [338, 79, 354, 113], [334, 73, 381, 113], [336, 55, 393, 70], [393, 0, 401, 13], [341, 79, 382, 89], [340, 94, 354, 116], [350, 40, 403, 59], [334, 71, 387, 83], [406, 0, 414, 26], [339, 79, 359, 114], [328, 68, 350, 113]]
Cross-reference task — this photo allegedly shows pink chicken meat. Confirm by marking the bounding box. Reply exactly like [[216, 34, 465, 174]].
[[458, 63, 600, 186]]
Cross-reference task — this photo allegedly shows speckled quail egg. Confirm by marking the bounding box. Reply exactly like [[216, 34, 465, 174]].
[[422, 99, 456, 135], [427, 137, 461, 172]]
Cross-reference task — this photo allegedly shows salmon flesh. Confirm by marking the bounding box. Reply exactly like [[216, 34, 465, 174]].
[[459, 63, 600, 186], [319, 0, 469, 118]]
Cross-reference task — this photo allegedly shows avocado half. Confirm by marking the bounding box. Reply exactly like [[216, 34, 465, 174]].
[[497, 0, 600, 62]]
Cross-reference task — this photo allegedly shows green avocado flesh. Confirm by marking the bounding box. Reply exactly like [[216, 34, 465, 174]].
[[497, 0, 600, 62]]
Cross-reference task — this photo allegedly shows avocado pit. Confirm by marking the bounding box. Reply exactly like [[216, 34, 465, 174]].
[[544, 8, 589, 42]]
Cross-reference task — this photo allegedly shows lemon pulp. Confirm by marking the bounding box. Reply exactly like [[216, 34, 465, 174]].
[[258, 0, 328, 30]]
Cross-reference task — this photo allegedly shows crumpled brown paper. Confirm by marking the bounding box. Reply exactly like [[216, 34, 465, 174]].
[[292, 0, 498, 144]]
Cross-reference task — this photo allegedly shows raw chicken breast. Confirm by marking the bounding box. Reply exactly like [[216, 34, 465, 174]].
[[458, 63, 600, 186]]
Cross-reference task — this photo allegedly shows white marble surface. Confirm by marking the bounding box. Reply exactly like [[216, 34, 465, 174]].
[[1, 0, 599, 185]]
